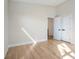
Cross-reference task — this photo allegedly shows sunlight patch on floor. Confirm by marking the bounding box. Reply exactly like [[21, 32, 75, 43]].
[[57, 43, 75, 59], [63, 55, 73, 59], [70, 52, 75, 57]]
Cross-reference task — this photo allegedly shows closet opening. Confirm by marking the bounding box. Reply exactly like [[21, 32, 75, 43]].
[[48, 17, 54, 39]]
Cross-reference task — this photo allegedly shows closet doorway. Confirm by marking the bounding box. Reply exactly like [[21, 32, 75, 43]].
[[48, 17, 54, 39]]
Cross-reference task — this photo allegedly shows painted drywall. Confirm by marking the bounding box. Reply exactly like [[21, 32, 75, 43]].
[[4, 0, 8, 56], [56, 0, 75, 44], [10, 0, 67, 6], [8, 1, 56, 47]]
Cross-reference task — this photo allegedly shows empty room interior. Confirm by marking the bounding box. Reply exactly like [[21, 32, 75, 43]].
[[4, 0, 75, 59]]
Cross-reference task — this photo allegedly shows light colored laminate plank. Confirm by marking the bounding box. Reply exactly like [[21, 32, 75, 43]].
[[5, 39, 75, 59]]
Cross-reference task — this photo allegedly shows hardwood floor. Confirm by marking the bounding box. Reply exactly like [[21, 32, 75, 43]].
[[5, 39, 75, 59]]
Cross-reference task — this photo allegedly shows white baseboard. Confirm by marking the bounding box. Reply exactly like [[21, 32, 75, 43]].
[[8, 39, 47, 48], [8, 41, 33, 48], [4, 48, 8, 57]]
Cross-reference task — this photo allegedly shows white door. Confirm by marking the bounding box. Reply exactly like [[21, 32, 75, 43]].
[[54, 16, 73, 43], [54, 17, 62, 40], [62, 16, 72, 42]]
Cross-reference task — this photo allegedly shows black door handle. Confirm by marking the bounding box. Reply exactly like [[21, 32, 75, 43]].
[[62, 29, 65, 31]]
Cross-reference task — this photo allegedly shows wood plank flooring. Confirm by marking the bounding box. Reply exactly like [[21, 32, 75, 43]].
[[5, 39, 75, 59]]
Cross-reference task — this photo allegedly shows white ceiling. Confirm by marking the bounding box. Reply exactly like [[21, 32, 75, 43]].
[[10, 0, 67, 6]]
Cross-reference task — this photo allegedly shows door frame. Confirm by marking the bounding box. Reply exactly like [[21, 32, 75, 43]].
[[47, 17, 54, 39]]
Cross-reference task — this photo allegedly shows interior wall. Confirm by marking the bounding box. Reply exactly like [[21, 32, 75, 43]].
[[56, 0, 75, 44], [8, 1, 56, 47], [4, 0, 8, 56]]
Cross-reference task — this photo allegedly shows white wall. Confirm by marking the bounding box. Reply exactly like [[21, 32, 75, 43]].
[[56, 0, 75, 44], [8, 1, 56, 47], [4, 0, 8, 56], [56, 0, 74, 16]]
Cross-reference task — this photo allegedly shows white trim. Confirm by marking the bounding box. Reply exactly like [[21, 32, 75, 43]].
[[8, 39, 47, 48], [4, 48, 8, 57], [8, 41, 33, 48]]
